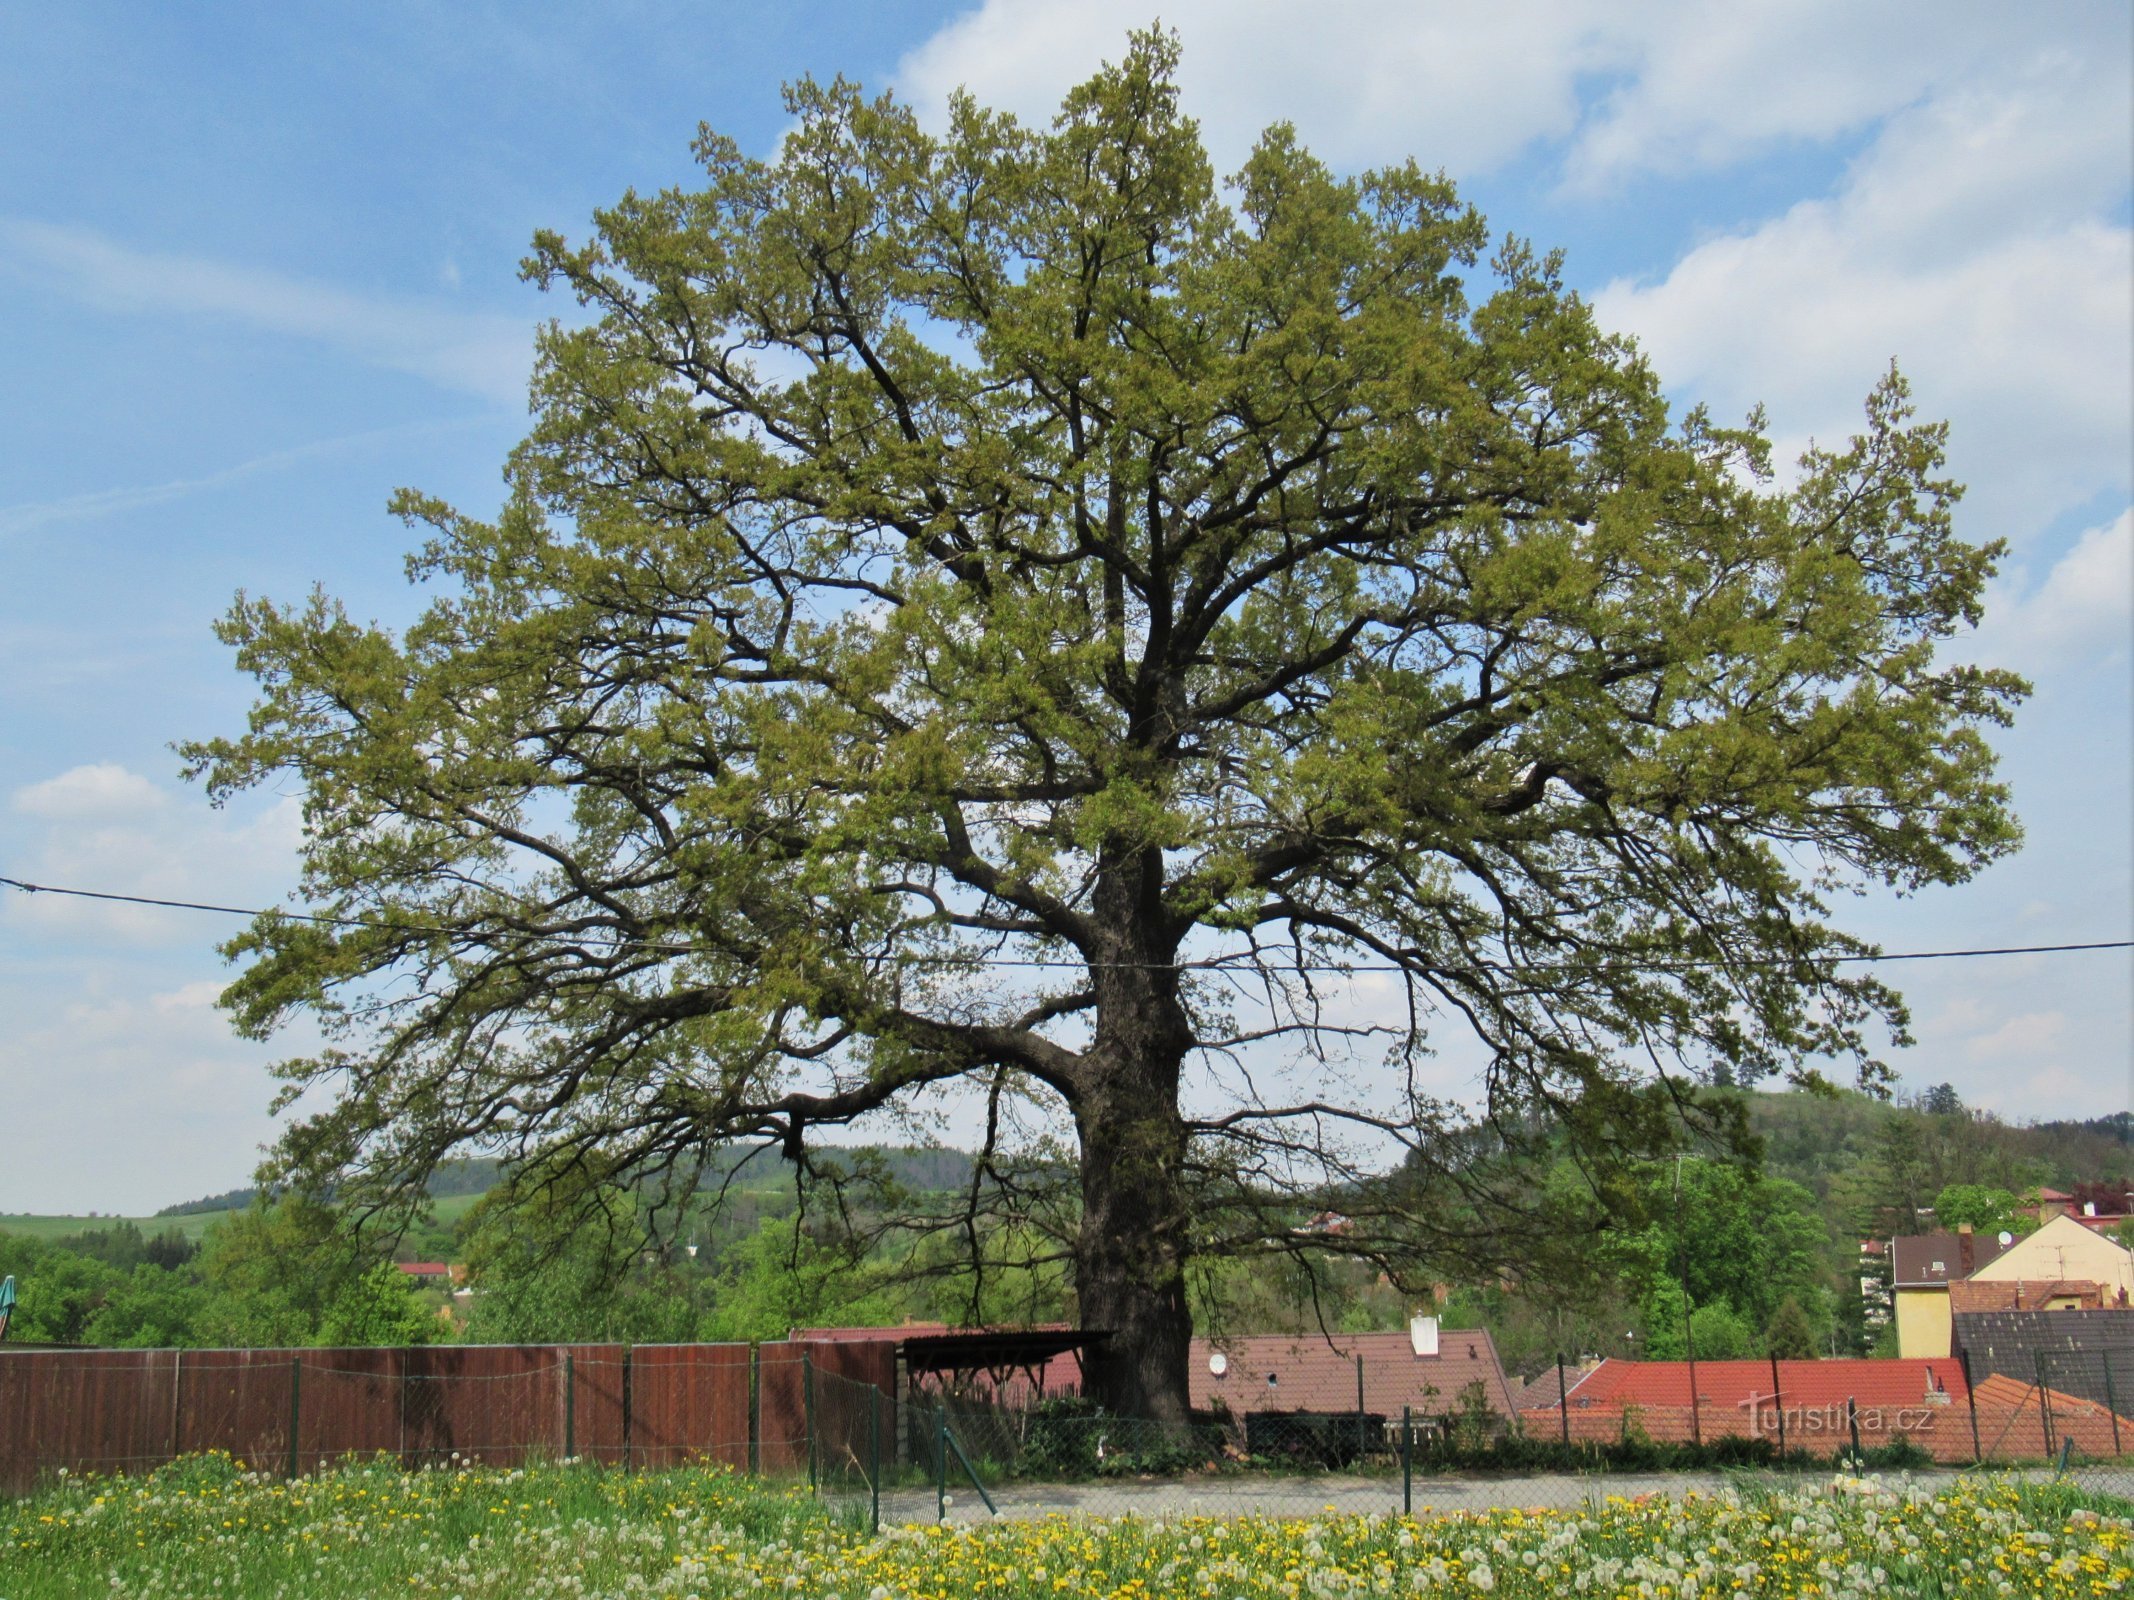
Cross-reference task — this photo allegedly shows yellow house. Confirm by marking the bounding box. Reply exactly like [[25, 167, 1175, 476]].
[[1968, 1212, 2134, 1299], [1891, 1229, 2013, 1358]]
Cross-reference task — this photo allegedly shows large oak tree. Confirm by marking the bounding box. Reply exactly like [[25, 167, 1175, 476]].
[[187, 35, 2022, 1419]]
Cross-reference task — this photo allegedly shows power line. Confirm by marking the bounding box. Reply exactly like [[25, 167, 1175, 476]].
[[6, 873, 2129, 976]]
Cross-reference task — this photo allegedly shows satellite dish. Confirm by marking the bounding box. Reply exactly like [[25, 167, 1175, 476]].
[[1997, 1231, 2015, 1247], [1208, 1351, 1229, 1377]]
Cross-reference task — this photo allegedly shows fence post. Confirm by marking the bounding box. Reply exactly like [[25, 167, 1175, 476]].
[[1959, 1348, 1982, 1464], [1846, 1397, 1861, 1466], [2036, 1352, 2056, 1460], [1557, 1354, 1571, 1448], [622, 1346, 635, 1472], [749, 1345, 760, 1476], [170, 1348, 183, 1464], [1401, 1404, 1412, 1518], [869, 1385, 882, 1536], [564, 1353, 576, 1462], [286, 1356, 302, 1480], [804, 1351, 818, 1492], [1355, 1353, 1366, 1460], [936, 1401, 948, 1522], [1769, 1355, 1787, 1458], [2104, 1352, 2123, 1458]]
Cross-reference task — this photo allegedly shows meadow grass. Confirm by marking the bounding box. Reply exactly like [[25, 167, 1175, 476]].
[[4, 1452, 2129, 1598]]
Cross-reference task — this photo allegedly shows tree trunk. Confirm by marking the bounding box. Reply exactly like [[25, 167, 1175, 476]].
[[1073, 1062, 1194, 1422], [1073, 855, 1196, 1423]]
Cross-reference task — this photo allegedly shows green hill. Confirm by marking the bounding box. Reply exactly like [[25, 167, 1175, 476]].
[[0, 1211, 227, 1245]]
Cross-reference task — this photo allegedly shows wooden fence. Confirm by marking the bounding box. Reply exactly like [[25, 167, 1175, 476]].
[[0, 1339, 894, 1496]]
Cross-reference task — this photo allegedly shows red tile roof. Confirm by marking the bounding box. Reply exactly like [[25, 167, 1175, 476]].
[[1562, 1358, 1967, 1412], [1191, 1329, 1516, 1419], [796, 1323, 1519, 1419]]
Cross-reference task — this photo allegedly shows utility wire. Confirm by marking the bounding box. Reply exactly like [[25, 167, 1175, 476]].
[[6, 874, 2129, 976]]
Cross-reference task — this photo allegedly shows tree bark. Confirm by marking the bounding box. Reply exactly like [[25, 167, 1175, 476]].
[[1072, 856, 1196, 1423], [1073, 1060, 1194, 1422]]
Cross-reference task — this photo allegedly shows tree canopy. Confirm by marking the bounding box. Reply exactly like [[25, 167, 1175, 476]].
[[185, 33, 2022, 1417]]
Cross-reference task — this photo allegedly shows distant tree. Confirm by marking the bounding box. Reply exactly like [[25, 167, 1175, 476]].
[[0, 1233, 124, 1345], [83, 1265, 210, 1349], [697, 1218, 907, 1343], [1613, 1159, 1831, 1335], [459, 1189, 698, 1344], [1638, 1280, 1691, 1361], [1688, 1301, 1756, 1360], [191, 1200, 435, 1348], [187, 32, 2025, 1420], [1931, 1183, 2026, 1236], [1921, 1083, 1965, 1117], [1763, 1294, 1820, 1359], [316, 1261, 442, 1347]]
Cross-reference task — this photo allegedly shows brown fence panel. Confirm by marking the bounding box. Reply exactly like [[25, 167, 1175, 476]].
[[625, 1343, 752, 1470], [0, 1350, 182, 1491], [755, 1344, 813, 1473], [176, 1350, 301, 1470], [400, 1345, 563, 1468], [560, 1343, 628, 1464], [297, 1348, 401, 1470], [800, 1339, 894, 1482]]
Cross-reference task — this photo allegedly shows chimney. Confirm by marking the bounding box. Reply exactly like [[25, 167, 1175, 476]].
[[1957, 1225, 1975, 1277], [1409, 1314, 1439, 1357]]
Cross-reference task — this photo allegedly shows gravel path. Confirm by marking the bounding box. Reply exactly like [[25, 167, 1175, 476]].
[[874, 1465, 2023, 1525]]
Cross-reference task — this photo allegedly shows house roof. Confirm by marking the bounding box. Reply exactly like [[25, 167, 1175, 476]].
[[395, 1261, 453, 1277], [1971, 1372, 2133, 1421], [1506, 1364, 1598, 1412], [1891, 1231, 2014, 1288], [1559, 1358, 1968, 1412], [1189, 1328, 1517, 1419]]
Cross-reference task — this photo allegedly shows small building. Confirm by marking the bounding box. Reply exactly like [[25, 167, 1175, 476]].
[[394, 1261, 465, 1286], [1891, 1229, 2014, 1357], [1191, 1320, 1517, 1428], [1969, 1214, 2134, 1301]]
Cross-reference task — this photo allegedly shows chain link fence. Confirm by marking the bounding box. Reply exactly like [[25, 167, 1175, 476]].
[[11, 1343, 2133, 1526]]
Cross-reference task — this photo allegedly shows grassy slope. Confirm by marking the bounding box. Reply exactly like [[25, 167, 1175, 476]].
[[0, 1210, 228, 1244]]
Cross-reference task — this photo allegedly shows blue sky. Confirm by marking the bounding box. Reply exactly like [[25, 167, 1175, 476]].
[[2, 2, 2128, 1213]]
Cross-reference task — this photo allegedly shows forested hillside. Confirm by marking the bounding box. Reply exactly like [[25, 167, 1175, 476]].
[[4, 1096, 2123, 1360]]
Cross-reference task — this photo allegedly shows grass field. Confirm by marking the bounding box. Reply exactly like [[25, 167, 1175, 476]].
[[4, 1453, 2128, 1599], [0, 1210, 231, 1244], [0, 1192, 490, 1248]]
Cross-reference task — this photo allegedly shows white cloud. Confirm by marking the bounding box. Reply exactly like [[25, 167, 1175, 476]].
[[0, 968, 306, 1212], [894, 1, 2123, 188], [1966, 511, 2134, 674], [0, 218, 533, 404], [4, 764, 303, 945], [895, 0, 1611, 176], [14, 761, 167, 820], [1593, 61, 2132, 552], [1559, 4, 2074, 189]]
